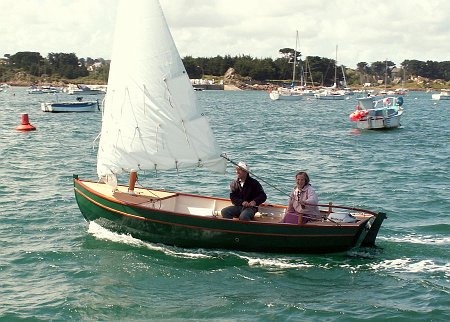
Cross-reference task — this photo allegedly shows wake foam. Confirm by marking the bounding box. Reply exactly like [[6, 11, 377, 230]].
[[379, 234, 450, 245], [87, 221, 213, 259]]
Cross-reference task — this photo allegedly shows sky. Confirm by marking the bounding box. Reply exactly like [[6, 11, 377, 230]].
[[1, 0, 450, 68]]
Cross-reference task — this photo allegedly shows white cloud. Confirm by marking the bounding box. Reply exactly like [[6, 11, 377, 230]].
[[1, 0, 450, 68]]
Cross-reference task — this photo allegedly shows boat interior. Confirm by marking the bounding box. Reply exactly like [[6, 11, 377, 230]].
[[82, 181, 373, 226]]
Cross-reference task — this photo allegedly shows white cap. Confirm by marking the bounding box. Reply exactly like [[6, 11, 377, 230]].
[[237, 162, 249, 172]]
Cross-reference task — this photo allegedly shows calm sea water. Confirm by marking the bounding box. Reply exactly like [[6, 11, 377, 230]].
[[0, 87, 449, 321]]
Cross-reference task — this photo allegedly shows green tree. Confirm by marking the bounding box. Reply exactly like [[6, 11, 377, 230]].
[[249, 58, 275, 81], [47, 52, 88, 79], [182, 56, 202, 79], [9, 51, 45, 76], [206, 55, 228, 76], [438, 61, 450, 80], [234, 55, 254, 78], [306, 56, 335, 86], [273, 58, 292, 80]]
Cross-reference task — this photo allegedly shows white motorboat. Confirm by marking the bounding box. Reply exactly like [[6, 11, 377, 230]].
[[68, 84, 104, 95], [41, 99, 99, 112], [350, 96, 404, 130]]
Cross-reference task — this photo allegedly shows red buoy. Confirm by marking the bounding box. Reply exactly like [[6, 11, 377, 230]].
[[16, 113, 36, 131]]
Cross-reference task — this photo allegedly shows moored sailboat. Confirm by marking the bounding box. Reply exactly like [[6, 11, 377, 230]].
[[73, 0, 386, 254], [314, 45, 346, 100], [269, 31, 303, 101]]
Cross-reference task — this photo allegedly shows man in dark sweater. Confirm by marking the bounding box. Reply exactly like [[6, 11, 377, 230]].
[[221, 162, 267, 221]]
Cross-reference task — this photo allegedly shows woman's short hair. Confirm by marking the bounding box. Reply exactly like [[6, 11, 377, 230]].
[[296, 171, 310, 185]]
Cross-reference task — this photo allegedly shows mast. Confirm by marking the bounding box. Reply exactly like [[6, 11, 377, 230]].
[[402, 65, 406, 89], [334, 44, 338, 88], [305, 57, 314, 86], [384, 59, 388, 91], [292, 30, 299, 87], [341, 65, 347, 88]]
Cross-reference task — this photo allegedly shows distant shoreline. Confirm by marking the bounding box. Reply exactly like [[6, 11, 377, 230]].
[[1, 81, 440, 93]]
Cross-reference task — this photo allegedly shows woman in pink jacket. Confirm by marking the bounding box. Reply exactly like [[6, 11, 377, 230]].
[[281, 171, 321, 224]]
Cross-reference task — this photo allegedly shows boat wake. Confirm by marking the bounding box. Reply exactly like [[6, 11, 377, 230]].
[[87, 222, 213, 259], [379, 234, 450, 245], [236, 255, 315, 269], [367, 258, 450, 276], [345, 246, 384, 259], [87, 223, 326, 268], [87, 221, 390, 269], [86, 222, 450, 276]]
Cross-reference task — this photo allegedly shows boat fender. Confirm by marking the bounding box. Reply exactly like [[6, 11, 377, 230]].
[[349, 110, 367, 121], [397, 96, 404, 106], [328, 212, 358, 223], [349, 111, 358, 121]]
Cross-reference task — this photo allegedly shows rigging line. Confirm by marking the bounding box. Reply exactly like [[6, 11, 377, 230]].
[[220, 153, 290, 197], [135, 176, 160, 198], [92, 132, 101, 151]]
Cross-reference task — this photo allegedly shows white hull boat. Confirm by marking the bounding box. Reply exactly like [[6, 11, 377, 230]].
[[269, 90, 303, 101], [314, 90, 346, 100], [350, 96, 404, 130], [431, 90, 450, 100], [41, 100, 99, 112], [270, 31, 303, 101], [68, 85, 104, 95]]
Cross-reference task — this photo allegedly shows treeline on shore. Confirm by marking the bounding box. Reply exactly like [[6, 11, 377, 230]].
[[0, 51, 109, 85], [2, 51, 450, 88], [184, 54, 450, 88]]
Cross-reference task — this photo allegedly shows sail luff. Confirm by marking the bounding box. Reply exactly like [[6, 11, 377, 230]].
[[96, 0, 226, 177]]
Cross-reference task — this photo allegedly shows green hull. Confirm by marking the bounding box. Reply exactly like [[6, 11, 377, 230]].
[[74, 177, 386, 254]]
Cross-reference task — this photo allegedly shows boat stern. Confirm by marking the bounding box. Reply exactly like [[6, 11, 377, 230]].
[[360, 212, 387, 247]]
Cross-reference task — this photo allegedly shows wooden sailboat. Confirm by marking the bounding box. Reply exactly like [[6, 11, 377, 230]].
[[73, 0, 386, 254]]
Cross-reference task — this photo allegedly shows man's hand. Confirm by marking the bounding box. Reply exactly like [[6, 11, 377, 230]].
[[243, 200, 256, 207]]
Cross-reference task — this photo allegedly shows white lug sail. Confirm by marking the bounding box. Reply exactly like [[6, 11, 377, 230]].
[[97, 0, 226, 177]]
